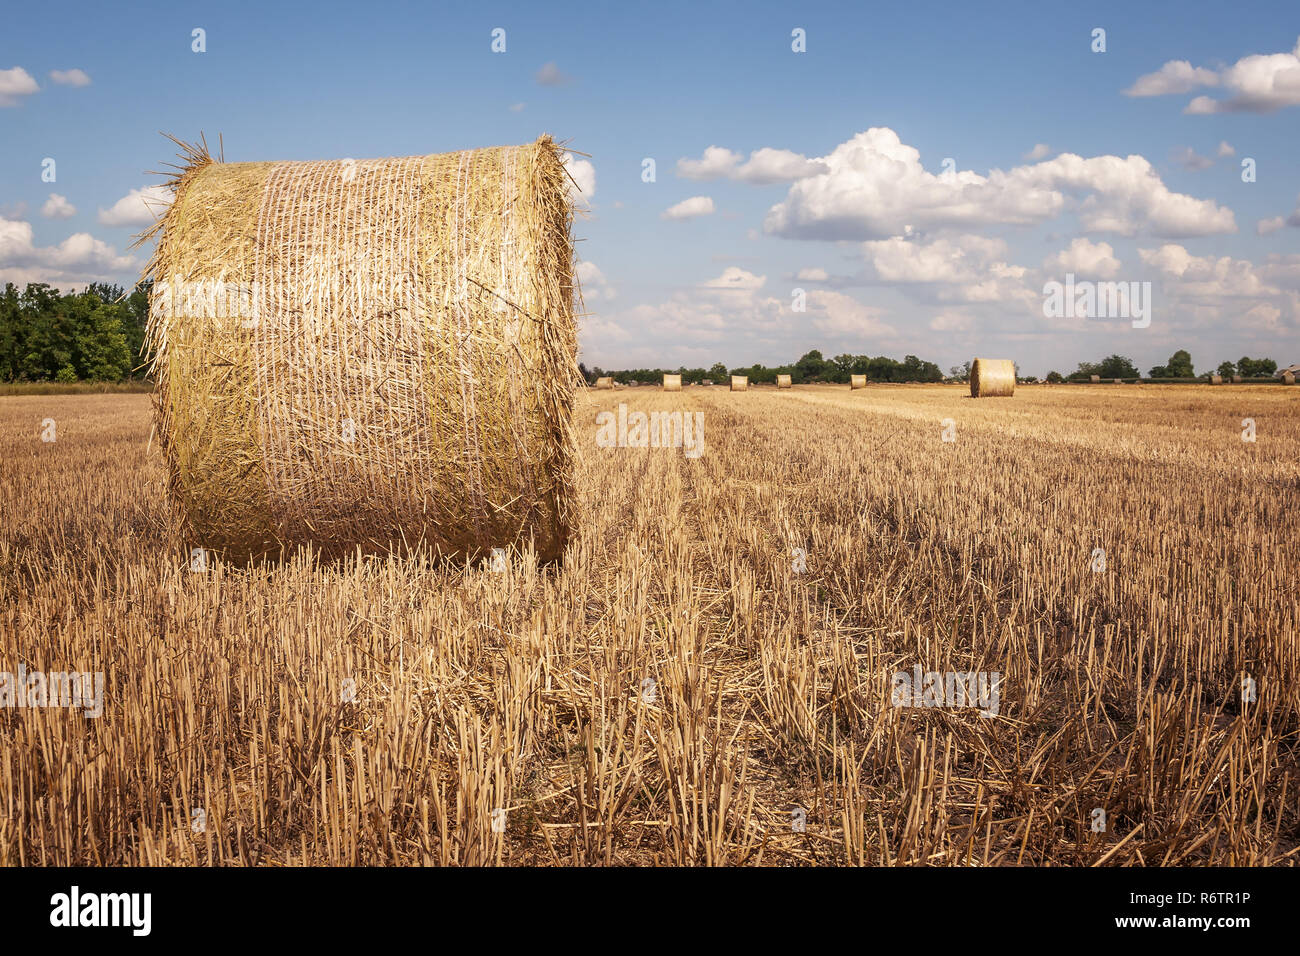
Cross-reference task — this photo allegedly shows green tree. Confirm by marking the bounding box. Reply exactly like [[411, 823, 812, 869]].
[[1238, 356, 1276, 378], [1216, 360, 1236, 379], [1166, 349, 1194, 378]]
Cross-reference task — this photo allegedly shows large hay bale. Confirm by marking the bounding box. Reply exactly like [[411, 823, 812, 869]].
[[701, 379, 713, 387], [662, 373, 681, 391], [1211, 373, 1223, 385], [1113, 378, 1123, 385], [730, 375, 748, 391], [142, 136, 580, 562], [776, 374, 792, 389], [1285, 371, 1296, 385], [1232, 374, 1242, 384], [595, 376, 613, 389], [969, 358, 1015, 398], [850, 374, 867, 390], [1090, 374, 1101, 384]]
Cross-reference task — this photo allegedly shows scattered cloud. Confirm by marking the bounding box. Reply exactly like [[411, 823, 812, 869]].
[[97, 186, 172, 227], [703, 266, 764, 290], [41, 194, 76, 219], [662, 196, 715, 220], [576, 261, 616, 302], [508, 102, 525, 112], [795, 267, 829, 281], [535, 61, 574, 86], [760, 128, 1235, 240], [562, 153, 595, 205], [1124, 60, 1220, 97], [1043, 238, 1122, 279], [676, 146, 827, 184], [49, 68, 90, 87], [1126, 37, 1300, 114], [0, 66, 39, 106], [1216, 140, 1236, 157], [1170, 145, 1214, 170], [0, 215, 135, 287], [1023, 143, 1052, 161], [1257, 216, 1286, 235]]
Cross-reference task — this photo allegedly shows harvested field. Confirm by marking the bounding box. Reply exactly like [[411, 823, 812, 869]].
[[1, 384, 1298, 865]]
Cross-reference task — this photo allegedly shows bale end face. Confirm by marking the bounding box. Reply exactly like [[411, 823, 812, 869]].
[[776, 374, 792, 389], [969, 358, 1016, 398], [594, 376, 613, 390], [850, 374, 867, 390], [730, 375, 748, 391], [662, 374, 682, 391]]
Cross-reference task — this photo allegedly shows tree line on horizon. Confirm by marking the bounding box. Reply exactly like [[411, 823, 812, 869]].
[[0, 282, 1287, 387]]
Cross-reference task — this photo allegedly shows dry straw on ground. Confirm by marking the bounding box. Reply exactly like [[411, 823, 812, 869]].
[[662, 374, 682, 391], [730, 375, 748, 392], [776, 374, 792, 389], [850, 374, 867, 390], [969, 358, 1016, 398], [139, 135, 580, 563], [595, 377, 613, 389]]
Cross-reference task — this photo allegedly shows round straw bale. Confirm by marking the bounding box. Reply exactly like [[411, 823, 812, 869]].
[[850, 374, 867, 389], [1113, 378, 1123, 385], [1232, 374, 1242, 384], [969, 358, 1015, 398], [701, 379, 713, 387], [776, 374, 792, 389], [730, 375, 748, 391], [1090, 374, 1101, 383], [662, 373, 681, 391], [1285, 371, 1296, 385], [142, 136, 580, 562], [595, 376, 613, 389], [1211, 373, 1223, 385]]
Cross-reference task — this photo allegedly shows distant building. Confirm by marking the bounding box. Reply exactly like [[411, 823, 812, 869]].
[[1275, 364, 1300, 379]]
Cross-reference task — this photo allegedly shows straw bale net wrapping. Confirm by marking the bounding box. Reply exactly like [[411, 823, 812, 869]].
[[969, 358, 1015, 397], [142, 137, 580, 562]]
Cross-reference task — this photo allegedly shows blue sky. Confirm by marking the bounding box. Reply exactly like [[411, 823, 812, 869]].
[[2, 0, 1298, 375]]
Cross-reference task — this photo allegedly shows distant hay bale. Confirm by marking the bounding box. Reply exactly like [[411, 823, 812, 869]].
[[730, 375, 748, 391], [1090, 375, 1101, 384], [662, 373, 681, 391], [142, 135, 580, 563], [1232, 374, 1242, 384], [1211, 373, 1223, 385], [1285, 371, 1296, 385], [776, 374, 792, 389], [595, 377, 613, 389], [1114, 378, 1123, 385], [850, 374, 867, 389], [701, 379, 713, 387], [969, 358, 1015, 398]]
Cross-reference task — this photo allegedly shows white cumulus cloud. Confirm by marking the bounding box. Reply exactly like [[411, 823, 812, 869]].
[[662, 196, 715, 220], [49, 68, 91, 87], [98, 186, 172, 227], [41, 194, 76, 219], [0, 66, 39, 106]]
